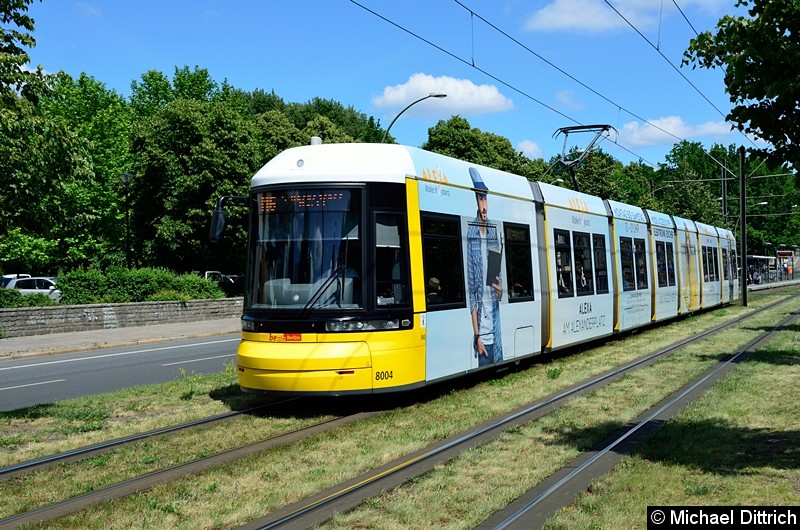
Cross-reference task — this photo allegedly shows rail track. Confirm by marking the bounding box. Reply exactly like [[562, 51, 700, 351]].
[[0, 291, 795, 529], [235, 293, 797, 529]]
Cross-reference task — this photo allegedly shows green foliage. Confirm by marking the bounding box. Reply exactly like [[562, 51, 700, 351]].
[[129, 98, 258, 271], [56, 268, 107, 305], [22, 292, 57, 306], [284, 97, 383, 142], [146, 290, 189, 302], [0, 0, 48, 107], [0, 286, 27, 307], [53, 268, 224, 306], [0, 287, 56, 307], [684, 0, 800, 170], [2, 3, 797, 276], [422, 116, 542, 180], [0, 227, 58, 273]]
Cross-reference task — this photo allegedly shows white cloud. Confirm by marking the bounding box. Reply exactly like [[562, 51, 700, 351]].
[[524, 0, 727, 33], [525, 0, 634, 33], [373, 73, 514, 116], [518, 139, 543, 158], [620, 116, 732, 147], [554, 90, 584, 111], [77, 2, 103, 18]]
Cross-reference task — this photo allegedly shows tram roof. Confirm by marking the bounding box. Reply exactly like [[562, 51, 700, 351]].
[[695, 221, 720, 237], [535, 181, 607, 215], [644, 209, 674, 229], [251, 143, 535, 200], [251, 143, 417, 186], [606, 199, 647, 223], [672, 216, 698, 233]]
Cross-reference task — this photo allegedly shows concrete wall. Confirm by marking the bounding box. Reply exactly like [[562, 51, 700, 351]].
[[0, 298, 242, 338]]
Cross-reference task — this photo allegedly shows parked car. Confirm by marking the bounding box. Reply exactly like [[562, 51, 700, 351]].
[[4, 276, 61, 301], [204, 270, 244, 296], [2, 273, 31, 288]]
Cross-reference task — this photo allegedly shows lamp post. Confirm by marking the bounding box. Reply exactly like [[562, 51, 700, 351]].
[[118, 172, 134, 269], [381, 92, 446, 143]]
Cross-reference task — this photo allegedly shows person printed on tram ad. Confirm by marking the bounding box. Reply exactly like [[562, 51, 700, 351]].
[[426, 277, 442, 304], [578, 265, 587, 289], [557, 265, 569, 294], [467, 167, 503, 367]]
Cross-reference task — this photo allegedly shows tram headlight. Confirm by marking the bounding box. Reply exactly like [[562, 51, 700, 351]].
[[241, 319, 255, 332], [325, 319, 400, 332]]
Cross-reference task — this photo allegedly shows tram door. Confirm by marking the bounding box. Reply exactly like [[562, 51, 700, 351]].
[[675, 218, 700, 313]]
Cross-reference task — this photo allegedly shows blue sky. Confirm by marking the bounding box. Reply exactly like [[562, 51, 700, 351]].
[[25, 0, 757, 167]]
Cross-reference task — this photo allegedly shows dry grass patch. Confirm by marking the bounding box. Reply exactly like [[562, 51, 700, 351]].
[[3, 291, 797, 528], [546, 307, 800, 528]]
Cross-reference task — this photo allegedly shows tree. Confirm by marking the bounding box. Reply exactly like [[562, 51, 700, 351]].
[[0, 1, 107, 273], [0, 0, 47, 106], [423, 116, 543, 179], [684, 0, 800, 170], [129, 99, 261, 272], [302, 115, 354, 144], [284, 97, 383, 142]]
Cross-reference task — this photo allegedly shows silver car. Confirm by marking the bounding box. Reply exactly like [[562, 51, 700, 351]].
[[4, 276, 61, 301]]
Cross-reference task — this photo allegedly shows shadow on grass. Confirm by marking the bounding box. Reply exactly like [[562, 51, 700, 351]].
[[207, 359, 532, 420], [641, 420, 800, 473], [546, 416, 800, 476], [695, 347, 800, 367], [543, 347, 800, 475]]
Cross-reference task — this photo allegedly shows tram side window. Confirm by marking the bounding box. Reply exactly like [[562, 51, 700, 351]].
[[375, 213, 410, 307], [620, 237, 635, 291], [712, 247, 720, 281], [722, 249, 730, 280], [634, 238, 648, 289], [573, 231, 594, 296], [504, 223, 534, 302], [666, 242, 676, 286], [593, 234, 609, 294], [701, 246, 713, 281], [421, 214, 465, 309], [554, 229, 574, 298], [656, 241, 668, 288]]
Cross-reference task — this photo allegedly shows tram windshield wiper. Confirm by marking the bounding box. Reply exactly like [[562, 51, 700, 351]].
[[297, 265, 346, 319]]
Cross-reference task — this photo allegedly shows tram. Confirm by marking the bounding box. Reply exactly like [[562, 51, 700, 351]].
[[209, 142, 739, 395]]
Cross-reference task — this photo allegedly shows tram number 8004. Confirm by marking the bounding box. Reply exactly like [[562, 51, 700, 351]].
[[375, 370, 394, 381]]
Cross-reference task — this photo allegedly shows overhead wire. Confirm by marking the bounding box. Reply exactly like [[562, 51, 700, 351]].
[[350, 0, 656, 166], [603, 0, 758, 157], [351, 0, 776, 180], [672, 0, 700, 36], [452, 0, 687, 150]]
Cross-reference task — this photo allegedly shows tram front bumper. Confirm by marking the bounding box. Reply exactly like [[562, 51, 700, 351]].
[[237, 339, 373, 394]]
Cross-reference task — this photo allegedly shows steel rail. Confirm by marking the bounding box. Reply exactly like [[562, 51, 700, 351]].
[[239, 294, 796, 529]]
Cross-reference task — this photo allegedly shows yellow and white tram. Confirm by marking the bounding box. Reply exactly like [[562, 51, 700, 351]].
[[210, 142, 739, 395]]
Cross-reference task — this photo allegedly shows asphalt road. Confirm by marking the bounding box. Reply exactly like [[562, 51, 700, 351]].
[[0, 319, 240, 412]]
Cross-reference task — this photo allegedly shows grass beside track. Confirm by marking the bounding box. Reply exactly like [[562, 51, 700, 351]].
[[1, 289, 798, 528], [543, 306, 800, 529]]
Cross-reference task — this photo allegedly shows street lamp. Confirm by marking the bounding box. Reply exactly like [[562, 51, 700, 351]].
[[118, 172, 134, 269], [380, 92, 447, 143]]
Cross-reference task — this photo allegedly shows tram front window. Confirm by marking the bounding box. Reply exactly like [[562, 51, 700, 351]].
[[247, 188, 363, 311]]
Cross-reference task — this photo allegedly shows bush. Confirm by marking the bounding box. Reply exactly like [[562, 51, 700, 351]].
[[57, 268, 108, 305], [145, 290, 190, 302], [21, 268, 227, 308], [0, 288, 28, 308], [0, 288, 58, 308], [23, 293, 58, 307]]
